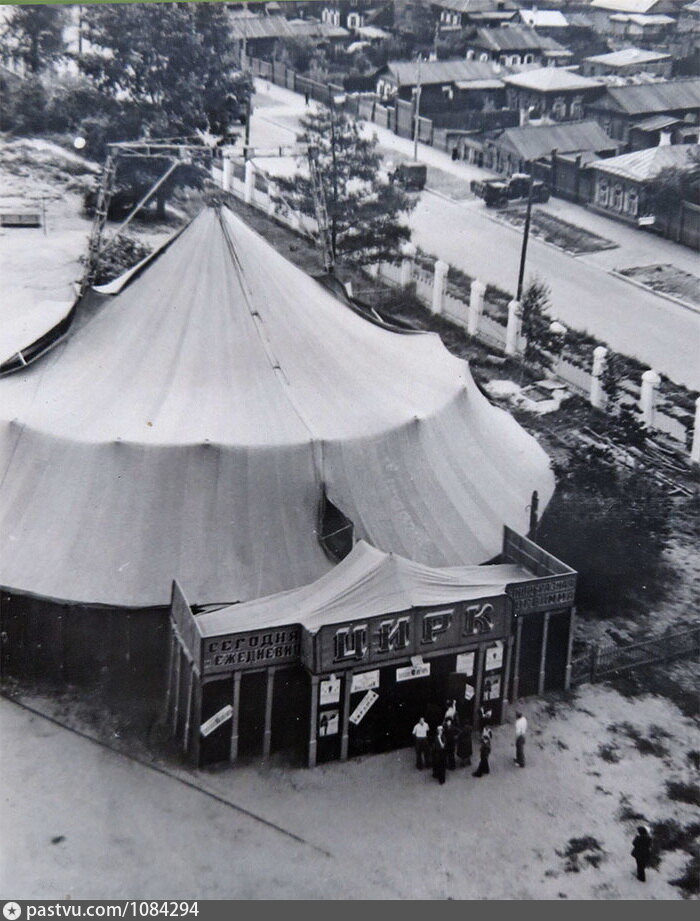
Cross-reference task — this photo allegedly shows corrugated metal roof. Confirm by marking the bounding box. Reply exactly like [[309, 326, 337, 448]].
[[632, 114, 683, 130], [494, 119, 619, 160], [593, 78, 700, 114], [504, 67, 602, 92], [432, 0, 519, 12], [229, 16, 349, 41], [608, 12, 676, 22], [386, 58, 501, 87], [590, 143, 699, 181], [584, 47, 671, 67], [518, 9, 570, 28], [590, 0, 667, 12], [472, 25, 569, 53]]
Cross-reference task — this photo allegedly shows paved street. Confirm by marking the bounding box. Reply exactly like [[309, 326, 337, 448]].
[[249, 81, 700, 391]]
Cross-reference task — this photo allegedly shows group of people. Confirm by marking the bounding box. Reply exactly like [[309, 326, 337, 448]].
[[411, 701, 529, 785]]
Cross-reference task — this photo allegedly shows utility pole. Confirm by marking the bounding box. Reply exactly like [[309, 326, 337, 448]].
[[329, 93, 339, 267], [516, 170, 534, 301], [413, 54, 422, 162]]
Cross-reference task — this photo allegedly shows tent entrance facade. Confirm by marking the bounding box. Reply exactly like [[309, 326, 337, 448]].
[[168, 528, 577, 769]]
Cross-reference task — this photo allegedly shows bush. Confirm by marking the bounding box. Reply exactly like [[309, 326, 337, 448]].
[[82, 233, 153, 286]]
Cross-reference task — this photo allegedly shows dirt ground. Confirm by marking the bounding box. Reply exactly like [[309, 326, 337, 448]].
[[620, 264, 700, 309], [2, 680, 698, 900]]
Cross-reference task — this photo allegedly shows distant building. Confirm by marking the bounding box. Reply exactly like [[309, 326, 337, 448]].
[[589, 0, 680, 15], [466, 25, 574, 67], [377, 58, 507, 112], [503, 67, 604, 121], [628, 114, 700, 149], [581, 47, 673, 77], [431, 0, 520, 30], [229, 14, 349, 61], [479, 119, 620, 174], [588, 142, 699, 221], [607, 12, 677, 41], [518, 9, 570, 31], [586, 78, 700, 142]]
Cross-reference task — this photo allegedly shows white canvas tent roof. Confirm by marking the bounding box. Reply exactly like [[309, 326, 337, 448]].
[[196, 540, 536, 637], [0, 206, 554, 608]]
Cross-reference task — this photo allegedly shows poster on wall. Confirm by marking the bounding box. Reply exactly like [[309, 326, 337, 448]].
[[483, 676, 501, 701], [320, 675, 341, 706], [485, 641, 504, 672], [318, 710, 339, 737], [456, 651, 475, 676], [351, 670, 380, 693], [464, 683, 475, 701], [349, 690, 379, 725]]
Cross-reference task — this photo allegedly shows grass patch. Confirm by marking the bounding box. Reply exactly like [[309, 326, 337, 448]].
[[598, 743, 621, 764], [666, 781, 700, 807], [557, 836, 605, 873], [687, 751, 700, 771], [649, 819, 700, 894], [608, 721, 670, 758]]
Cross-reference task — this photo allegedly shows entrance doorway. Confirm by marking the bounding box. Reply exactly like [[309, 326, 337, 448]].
[[238, 670, 267, 760]]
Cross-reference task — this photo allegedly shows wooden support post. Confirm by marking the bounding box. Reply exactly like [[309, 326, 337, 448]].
[[340, 671, 353, 761], [183, 663, 194, 753], [308, 675, 320, 768], [165, 632, 176, 721], [263, 668, 276, 759], [229, 671, 242, 763], [564, 607, 577, 691], [171, 646, 182, 735], [538, 611, 551, 696], [512, 616, 523, 702], [190, 680, 202, 767], [502, 634, 515, 721], [473, 644, 487, 719]]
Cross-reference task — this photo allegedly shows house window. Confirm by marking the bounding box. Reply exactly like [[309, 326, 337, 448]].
[[597, 177, 609, 206], [627, 188, 639, 216], [524, 53, 534, 64], [466, 49, 475, 60], [479, 52, 489, 62], [551, 97, 566, 120], [613, 184, 623, 211], [442, 85, 454, 101], [571, 96, 583, 119]]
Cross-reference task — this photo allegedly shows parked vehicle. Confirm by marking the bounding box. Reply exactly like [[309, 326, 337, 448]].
[[391, 162, 427, 191], [470, 173, 550, 207]]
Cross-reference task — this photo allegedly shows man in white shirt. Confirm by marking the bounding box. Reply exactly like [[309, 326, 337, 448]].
[[514, 711, 528, 767], [412, 716, 430, 770]]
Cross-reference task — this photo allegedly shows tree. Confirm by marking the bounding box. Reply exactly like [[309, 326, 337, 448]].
[[643, 149, 700, 224], [274, 106, 414, 269], [80, 3, 252, 139], [0, 5, 66, 75], [601, 349, 621, 411], [520, 277, 556, 375]]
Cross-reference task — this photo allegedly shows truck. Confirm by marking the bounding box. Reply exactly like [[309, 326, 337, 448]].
[[391, 162, 427, 191], [470, 173, 550, 208]]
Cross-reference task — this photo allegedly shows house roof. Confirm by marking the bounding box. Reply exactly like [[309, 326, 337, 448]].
[[503, 67, 602, 93], [0, 206, 554, 608], [431, 0, 519, 12], [590, 0, 668, 12], [472, 24, 570, 53], [608, 12, 676, 22], [591, 78, 700, 114], [518, 9, 570, 28], [583, 47, 671, 67], [492, 119, 618, 161], [385, 58, 501, 87], [229, 16, 349, 41], [632, 114, 684, 130], [590, 143, 699, 181]]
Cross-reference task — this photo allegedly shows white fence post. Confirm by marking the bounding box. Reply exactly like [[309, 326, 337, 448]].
[[691, 397, 700, 464], [640, 369, 660, 427], [590, 345, 607, 409], [400, 242, 416, 288], [244, 160, 255, 204], [505, 299, 521, 356], [468, 279, 486, 337], [222, 156, 233, 192], [431, 260, 449, 315]]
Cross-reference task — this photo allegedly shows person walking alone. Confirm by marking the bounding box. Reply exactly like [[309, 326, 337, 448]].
[[472, 728, 492, 777], [514, 711, 528, 767], [444, 717, 457, 771], [456, 722, 473, 767], [631, 826, 652, 882], [412, 716, 430, 770], [432, 725, 447, 784]]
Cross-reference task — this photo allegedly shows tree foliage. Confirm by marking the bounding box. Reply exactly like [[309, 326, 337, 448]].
[[520, 277, 556, 373], [274, 106, 414, 268], [643, 148, 700, 217], [80, 2, 252, 139], [538, 447, 671, 616], [0, 5, 66, 74]]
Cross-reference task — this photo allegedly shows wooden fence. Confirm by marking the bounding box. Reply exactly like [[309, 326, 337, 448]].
[[570, 626, 700, 686]]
